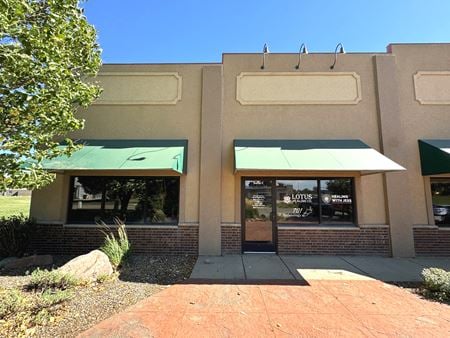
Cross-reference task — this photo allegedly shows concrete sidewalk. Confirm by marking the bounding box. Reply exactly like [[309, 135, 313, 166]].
[[190, 255, 450, 282]]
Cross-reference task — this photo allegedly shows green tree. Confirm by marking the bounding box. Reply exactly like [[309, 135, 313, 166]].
[[0, 0, 102, 189], [326, 179, 351, 195]]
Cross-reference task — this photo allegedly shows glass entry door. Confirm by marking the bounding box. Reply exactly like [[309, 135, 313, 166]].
[[242, 179, 276, 252]]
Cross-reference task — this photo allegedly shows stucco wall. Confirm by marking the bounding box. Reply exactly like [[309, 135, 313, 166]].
[[29, 44, 450, 256], [220, 53, 387, 226], [389, 44, 450, 226], [31, 64, 205, 225], [30, 174, 69, 223]]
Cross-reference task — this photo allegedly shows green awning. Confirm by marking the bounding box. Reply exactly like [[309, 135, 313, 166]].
[[234, 140, 405, 175], [418, 139, 450, 175], [43, 140, 188, 174]]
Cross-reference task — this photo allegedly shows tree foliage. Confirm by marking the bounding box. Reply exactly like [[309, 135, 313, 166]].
[[326, 179, 351, 195], [0, 0, 102, 189]]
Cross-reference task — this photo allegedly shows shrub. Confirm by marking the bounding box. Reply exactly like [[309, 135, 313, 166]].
[[0, 214, 35, 258], [0, 288, 28, 319], [100, 220, 131, 269], [39, 289, 73, 307], [0, 287, 73, 336], [421, 267, 450, 302], [1, 269, 77, 336], [152, 209, 166, 222], [96, 273, 114, 284], [26, 268, 79, 292]]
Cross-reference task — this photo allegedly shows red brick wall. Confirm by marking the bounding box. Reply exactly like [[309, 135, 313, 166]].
[[413, 227, 450, 256], [221, 225, 241, 254], [30, 224, 198, 255], [277, 226, 390, 255], [220, 224, 390, 256]]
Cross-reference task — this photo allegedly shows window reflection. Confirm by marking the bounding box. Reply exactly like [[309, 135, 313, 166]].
[[273, 178, 354, 225], [320, 179, 353, 224], [71, 177, 105, 223], [146, 178, 179, 224], [431, 179, 450, 226], [244, 180, 273, 241], [69, 176, 179, 224], [104, 178, 147, 223], [276, 180, 319, 224]]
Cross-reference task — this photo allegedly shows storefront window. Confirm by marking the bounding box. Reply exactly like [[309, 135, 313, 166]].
[[320, 179, 354, 224], [275, 178, 354, 225], [276, 180, 319, 224], [68, 176, 179, 224], [431, 178, 450, 226]]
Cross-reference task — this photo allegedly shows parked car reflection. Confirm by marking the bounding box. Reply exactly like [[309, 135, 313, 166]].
[[433, 204, 450, 225]]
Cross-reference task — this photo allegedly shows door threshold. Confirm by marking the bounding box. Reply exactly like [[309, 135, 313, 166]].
[[243, 251, 276, 254]]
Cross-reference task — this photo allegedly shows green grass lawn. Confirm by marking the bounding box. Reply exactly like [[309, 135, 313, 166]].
[[0, 196, 31, 218], [433, 195, 450, 205]]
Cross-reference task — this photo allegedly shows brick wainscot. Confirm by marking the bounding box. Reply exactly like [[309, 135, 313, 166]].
[[221, 224, 391, 256], [413, 225, 450, 256], [31, 223, 199, 255], [221, 224, 241, 254], [278, 225, 391, 256]]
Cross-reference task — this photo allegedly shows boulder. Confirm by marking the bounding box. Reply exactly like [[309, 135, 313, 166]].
[[58, 250, 113, 282], [0, 255, 53, 270], [0, 257, 19, 269]]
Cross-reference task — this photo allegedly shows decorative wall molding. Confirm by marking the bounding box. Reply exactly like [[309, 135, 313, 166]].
[[414, 71, 450, 105], [93, 72, 182, 105], [221, 223, 241, 227], [236, 72, 362, 105], [359, 224, 389, 228]]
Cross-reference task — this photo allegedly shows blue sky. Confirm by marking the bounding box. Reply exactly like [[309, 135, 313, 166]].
[[83, 0, 450, 63]]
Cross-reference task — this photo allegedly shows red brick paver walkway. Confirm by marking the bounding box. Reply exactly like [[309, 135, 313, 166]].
[[80, 280, 450, 337]]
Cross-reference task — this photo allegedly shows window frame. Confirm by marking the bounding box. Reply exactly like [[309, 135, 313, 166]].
[[67, 175, 180, 226]]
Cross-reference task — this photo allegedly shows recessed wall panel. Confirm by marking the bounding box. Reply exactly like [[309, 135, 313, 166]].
[[414, 71, 450, 105], [93, 72, 182, 105], [236, 72, 362, 105]]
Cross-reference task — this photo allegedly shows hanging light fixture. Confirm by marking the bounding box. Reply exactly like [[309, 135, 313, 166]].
[[330, 43, 345, 70], [295, 43, 308, 70], [261, 43, 270, 69]]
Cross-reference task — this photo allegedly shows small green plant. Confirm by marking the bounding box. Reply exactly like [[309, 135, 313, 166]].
[[39, 289, 73, 306], [96, 273, 114, 284], [1, 270, 79, 334], [99, 219, 131, 269], [0, 214, 35, 258], [0, 287, 73, 336], [152, 209, 166, 222], [0, 288, 28, 319], [26, 268, 79, 292], [421, 267, 450, 302]]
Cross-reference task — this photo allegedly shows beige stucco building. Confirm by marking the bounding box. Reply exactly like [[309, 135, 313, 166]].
[[30, 43, 450, 257]]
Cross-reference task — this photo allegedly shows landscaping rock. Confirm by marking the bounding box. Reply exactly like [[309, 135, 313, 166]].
[[0, 255, 197, 337], [0, 257, 19, 268], [0, 255, 53, 270], [59, 250, 113, 282]]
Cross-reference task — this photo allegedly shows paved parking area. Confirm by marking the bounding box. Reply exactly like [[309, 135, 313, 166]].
[[79, 255, 450, 337], [190, 255, 450, 282], [80, 280, 450, 337]]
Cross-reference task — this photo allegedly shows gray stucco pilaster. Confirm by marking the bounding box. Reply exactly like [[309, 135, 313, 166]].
[[374, 55, 415, 257], [198, 65, 223, 255]]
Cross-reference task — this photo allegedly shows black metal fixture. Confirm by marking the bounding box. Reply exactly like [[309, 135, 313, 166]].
[[330, 43, 345, 70], [261, 43, 270, 69], [295, 43, 308, 70]]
